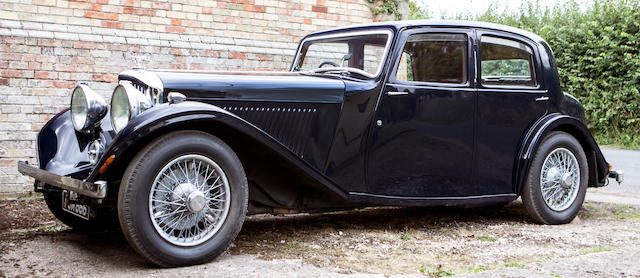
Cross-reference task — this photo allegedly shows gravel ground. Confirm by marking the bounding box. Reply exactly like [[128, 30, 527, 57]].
[[0, 147, 638, 277], [1, 198, 639, 277]]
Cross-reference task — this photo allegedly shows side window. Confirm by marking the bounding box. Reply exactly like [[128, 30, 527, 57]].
[[395, 33, 467, 84], [481, 36, 536, 87]]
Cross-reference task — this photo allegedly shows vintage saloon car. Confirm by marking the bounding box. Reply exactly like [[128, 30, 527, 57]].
[[19, 20, 623, 266]]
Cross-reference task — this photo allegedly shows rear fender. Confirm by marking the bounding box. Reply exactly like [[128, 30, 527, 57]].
[[515, 113, 609, 194]]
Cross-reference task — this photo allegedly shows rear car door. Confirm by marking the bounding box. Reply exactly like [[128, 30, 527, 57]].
[[366, 28, 477, 197], [474, 29, 548, 195]]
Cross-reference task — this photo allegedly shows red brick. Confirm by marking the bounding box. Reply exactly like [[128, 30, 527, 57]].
[[202, 7, 212, 14], [53, 81, 76, 88], [276, 8, 290, 15], [90, 4, 101, 11], [244, 4, 266, 12], [1, 54, 21, 61], [74, 41, 96, 49], [72, 56, 92, 64], [279, 28, 291, 35], [37, 39, 56, 47], [317, 0, 325, 5], [256, 54, 273, 61], [223, 16, 237, 23], [27, 62, 40, 70], [84, 11, 118, 20], [288, 3, 303, 10], [0, 159, 16, 167], [312, 5, 327, 13], [151, 2, 171, 10], [201, 50, 219, 58], [54, 65, 76, 72], [166, 26, 185, 33], [35, 71, 58, 79], [0, 78, 8, 86], [101, 20, 122, 29], [183, 19, 199, 27], [123, 7, 133, 13], [229, 52, 246, 59], [4, 37, 24, 44], [1, 70, 22, 78], [171, 18, 182, 25], [90, 0, 109, 4], [304, 18, 312, 24], [0, 61, 7, 69], [92, 74, 117, 82], [132, 8, 155, 16], [121, 0, 135, 6]]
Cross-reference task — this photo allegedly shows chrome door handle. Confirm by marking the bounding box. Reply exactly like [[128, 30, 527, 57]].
[[387, 91, 408, 96], [535, 96, 549, 101]]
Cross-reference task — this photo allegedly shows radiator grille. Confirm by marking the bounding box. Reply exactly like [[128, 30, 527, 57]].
[[126, 80, 162, 104], [223, 104, 318, 156]]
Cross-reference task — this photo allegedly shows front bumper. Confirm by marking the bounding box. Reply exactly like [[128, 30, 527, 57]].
[[17, 161, 107, 198]]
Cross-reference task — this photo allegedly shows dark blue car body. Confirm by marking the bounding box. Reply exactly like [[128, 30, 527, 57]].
[[34, 20, 610, 214]]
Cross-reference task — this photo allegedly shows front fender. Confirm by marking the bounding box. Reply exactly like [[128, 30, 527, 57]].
[[87, 101, 348, 199], [36, 108, 116, 179], [516, 113, 609, 193]]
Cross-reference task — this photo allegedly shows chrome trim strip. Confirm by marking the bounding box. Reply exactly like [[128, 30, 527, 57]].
[[387, 91, 409, 96], [119, 70, 164, 92], [349, 191, 516, 200], [535, 96, 549, 101], [17, 161, 107, 198], [291, 29, 394, 78]]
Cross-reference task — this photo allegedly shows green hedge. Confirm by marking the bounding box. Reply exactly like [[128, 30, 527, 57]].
[[435, 0, 640, 148]]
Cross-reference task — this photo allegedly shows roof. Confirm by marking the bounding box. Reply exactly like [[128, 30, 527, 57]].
[[306, 20, 545, 44]]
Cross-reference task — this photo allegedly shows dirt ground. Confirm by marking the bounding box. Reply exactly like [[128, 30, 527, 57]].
[[1, 195, 639, 277]]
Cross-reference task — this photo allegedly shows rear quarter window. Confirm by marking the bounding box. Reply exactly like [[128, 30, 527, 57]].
[[481, 36, 536, 87]]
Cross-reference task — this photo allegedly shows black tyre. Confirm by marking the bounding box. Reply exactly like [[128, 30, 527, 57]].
[[522, 131, 588, 224], [43, 189, 118, 232], [118, 130, 248, 267]]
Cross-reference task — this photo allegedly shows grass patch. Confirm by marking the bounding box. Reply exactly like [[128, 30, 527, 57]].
[[580, 246, 614, 255], [476, 235, 497, 242], [579, 204, 600, 219], [399, 226, 412, 240], [420, 265, 454, 277], [285, 242, 299, 249], [611, 205, 640, 220], [503, 261, 525, 268], [16, 192, 43, 199], [11, 224, 63, 234], [468, 265, 488, 273]]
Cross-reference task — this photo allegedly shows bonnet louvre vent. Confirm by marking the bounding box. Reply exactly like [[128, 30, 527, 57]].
[[223, 105, 318, 157]]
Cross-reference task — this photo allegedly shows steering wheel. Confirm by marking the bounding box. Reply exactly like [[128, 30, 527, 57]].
[[319, 61, 339, 68]]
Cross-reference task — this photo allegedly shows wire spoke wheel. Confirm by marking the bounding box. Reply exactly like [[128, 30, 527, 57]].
[[149, 154, 231, 246], [540, 148, 580, 211]]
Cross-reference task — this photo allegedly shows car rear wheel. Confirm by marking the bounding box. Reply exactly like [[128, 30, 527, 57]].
[[118, 130, 248, 267], [522, 131, 588, 224]]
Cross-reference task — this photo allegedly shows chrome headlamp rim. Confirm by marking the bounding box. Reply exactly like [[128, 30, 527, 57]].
[[110, 82, 152, 133], [70, 84, 107, 133]]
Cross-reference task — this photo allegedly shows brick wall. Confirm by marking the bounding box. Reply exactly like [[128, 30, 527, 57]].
[[0, 0, 376, 196]]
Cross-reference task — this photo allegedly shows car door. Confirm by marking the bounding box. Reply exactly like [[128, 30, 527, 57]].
[[366, 28, 476, 197], [474, 29, 548, 195]]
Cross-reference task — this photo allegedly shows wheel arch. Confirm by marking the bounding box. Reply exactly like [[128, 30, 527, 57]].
[[91, 101, 348, 209], [515, 113, 609, 195]]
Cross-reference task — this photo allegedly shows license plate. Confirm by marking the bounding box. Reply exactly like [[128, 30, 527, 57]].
[[61, 190, 90, 220]]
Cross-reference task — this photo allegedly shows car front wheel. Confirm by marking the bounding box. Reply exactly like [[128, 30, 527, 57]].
[[118, 130, 248, 267], [522, 131, 588, 224]]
